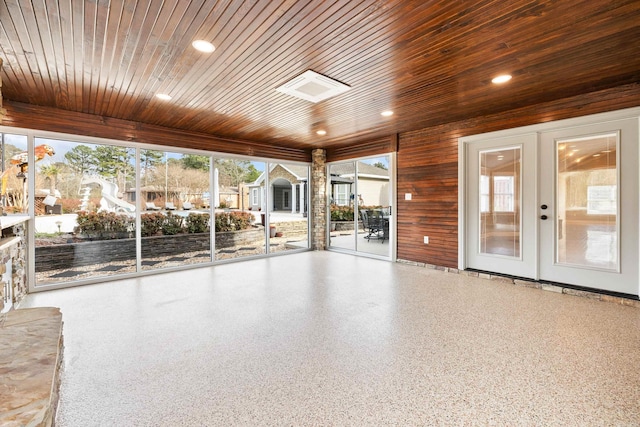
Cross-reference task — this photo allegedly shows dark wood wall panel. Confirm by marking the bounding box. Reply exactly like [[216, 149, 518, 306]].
[[2, 101, 310, 162], [397, 83, 640, 268], [326, 135, 397, 163]]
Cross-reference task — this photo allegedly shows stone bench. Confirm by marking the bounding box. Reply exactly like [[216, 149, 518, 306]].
[[0, 307, 63, 427]]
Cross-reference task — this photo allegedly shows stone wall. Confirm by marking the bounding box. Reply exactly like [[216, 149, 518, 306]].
[[311, 149, 326, 250], [0, 222, 28, 311], [268, 164, 298, 184], [272, 220, 308, 235], [35, 227, 266, 271]]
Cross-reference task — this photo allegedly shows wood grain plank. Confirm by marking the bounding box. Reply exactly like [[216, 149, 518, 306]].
[[3, 100, 310, 162]]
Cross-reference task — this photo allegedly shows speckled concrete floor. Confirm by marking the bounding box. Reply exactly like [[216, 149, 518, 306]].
[[21, 251, 640, 426]]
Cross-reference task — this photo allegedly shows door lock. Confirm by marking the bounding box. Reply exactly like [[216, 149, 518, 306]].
[[541, 204, 548, 210], [540, 215, 548, 220]]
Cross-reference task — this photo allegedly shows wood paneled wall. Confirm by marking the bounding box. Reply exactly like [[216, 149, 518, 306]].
[[326, 134, 398, 163], [397, 83, 640, 268], [2, 101, 310, 162]]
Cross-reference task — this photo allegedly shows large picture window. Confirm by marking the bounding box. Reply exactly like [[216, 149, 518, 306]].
[[0, 130, 310, 289], [493, 176, 515, 212]]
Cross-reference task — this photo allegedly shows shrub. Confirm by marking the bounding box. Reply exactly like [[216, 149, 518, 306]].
[[161, 212, 184, 235], [185, 213, 210, 233], [76, 211, 133, 239], [140, 212, 164, 237], [330, 204, 354, 221], [215, 211, 253, 232], [58, 198, 80, 214]]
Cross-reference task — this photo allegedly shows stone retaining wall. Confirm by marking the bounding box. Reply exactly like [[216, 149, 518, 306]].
[[36, 227, 266, 271], [272, 220, 308, 234]]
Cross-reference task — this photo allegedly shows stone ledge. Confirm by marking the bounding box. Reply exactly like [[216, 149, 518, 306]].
[[0, 307, 63, 427]]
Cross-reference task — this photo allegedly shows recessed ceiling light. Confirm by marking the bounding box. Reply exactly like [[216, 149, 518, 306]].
[[491, 74, 512, 84], [155, 93, 172, 101], [593, 154, 601, 157], [316, 129, 327, 136], [381, 110, 394, 117], [192, 40, 215, 53]]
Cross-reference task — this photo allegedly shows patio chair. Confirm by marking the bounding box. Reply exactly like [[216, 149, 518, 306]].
[[361, 209, 382, 241], [165, 202, 176, 210], [145, 202, 161, 211]]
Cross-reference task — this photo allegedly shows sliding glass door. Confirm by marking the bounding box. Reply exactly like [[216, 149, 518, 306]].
[[328, 155, 393, 259]]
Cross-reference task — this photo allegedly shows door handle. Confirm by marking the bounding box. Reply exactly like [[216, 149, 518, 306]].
[[540, 215, 548, 220]]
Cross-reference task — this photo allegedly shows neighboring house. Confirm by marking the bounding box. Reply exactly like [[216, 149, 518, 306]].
[[329, 162, 390, 207], [125, 186, 181, 204], [218, 185, 242, 209], [247, 164, 308, 213]]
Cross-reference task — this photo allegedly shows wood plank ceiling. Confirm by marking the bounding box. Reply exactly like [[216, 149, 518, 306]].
[[0, 0, 639, 152]]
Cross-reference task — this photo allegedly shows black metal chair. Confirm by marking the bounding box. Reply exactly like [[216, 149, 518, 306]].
[[370, 209, 387, 243], [361, 209, 383, 241]]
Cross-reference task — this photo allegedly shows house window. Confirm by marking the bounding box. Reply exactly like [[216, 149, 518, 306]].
[[493, 176, 515, 212], [480, 175, 490, 213], [252, 188, 259, 205], [587, 185, 616, 215], [334, 184, 349, 205]]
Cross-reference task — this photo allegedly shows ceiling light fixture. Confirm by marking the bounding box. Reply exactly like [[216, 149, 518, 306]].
[[381, 110, 394, 117], [155, 93, 172, 101], [192, 40, 215, 53], [316, 129, 327, 136], [491, 74, 512, 84]]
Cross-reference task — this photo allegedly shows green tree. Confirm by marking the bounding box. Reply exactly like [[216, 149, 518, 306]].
[[64, 145, 97, 175], [140, 149, 164, 185], [182, 154, 210, 171], [39, 164, 62, 193], [245, 163, 261, 183], [93, 146, 134, 191], [372, 161, 388, 170]]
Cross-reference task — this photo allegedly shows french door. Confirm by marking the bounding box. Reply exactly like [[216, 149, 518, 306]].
[[466, 134, 537, 278], [465, 116, 639, 296]]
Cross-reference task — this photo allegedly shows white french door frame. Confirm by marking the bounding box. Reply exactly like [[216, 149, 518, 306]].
[[463, 135, 538, 278], [459, 107, 640, 296]]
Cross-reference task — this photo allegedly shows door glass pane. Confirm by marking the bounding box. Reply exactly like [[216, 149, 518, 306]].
[[141, 151, 212, 271], [556, 133, 618, 270], [267, 162, 309, 253], [214, 158, 266, 261], [328, 162, 355, 251], [357, 156, 391, 257], [34, 138, 137, 285], [479, 148, 521, 257], [1, 134, 28, 215]]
